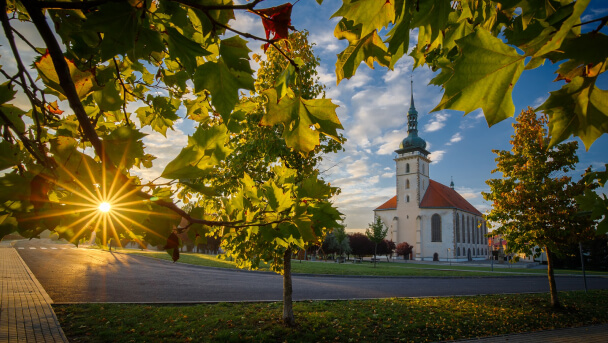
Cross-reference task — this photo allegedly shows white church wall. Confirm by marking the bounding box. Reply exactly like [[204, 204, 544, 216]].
[[418, 209, 455, 261]]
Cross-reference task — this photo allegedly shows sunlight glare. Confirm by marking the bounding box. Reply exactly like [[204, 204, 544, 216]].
[[99, 202, 112, 213]]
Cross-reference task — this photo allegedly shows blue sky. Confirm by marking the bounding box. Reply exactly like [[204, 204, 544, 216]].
[[1, 1, 606, 231]]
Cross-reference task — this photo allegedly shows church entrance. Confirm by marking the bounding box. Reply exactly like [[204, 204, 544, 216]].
[[433, 253, 439, 261], [467, 248, 472, 261]]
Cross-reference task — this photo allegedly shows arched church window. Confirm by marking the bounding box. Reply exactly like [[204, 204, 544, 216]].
[[461, 216, 465, 242], [406, 163, 410, 173], [455, 213, 460, 243], [431, 214, 441, 242], [473, 220, 477, 244], [406, 179, 410, 189], [467, 217, 471, 243], [406, 195, 410, 203], [457, 247, 460, 256]]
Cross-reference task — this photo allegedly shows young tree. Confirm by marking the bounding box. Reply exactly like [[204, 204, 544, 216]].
[[0, 1, 342, 327], [395, 242, 414, 260], [366, 216, 388, 267], [331, 0, 608, 149], [483, 108, 595, 308]]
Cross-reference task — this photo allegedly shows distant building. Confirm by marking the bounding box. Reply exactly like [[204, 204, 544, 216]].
[[373, 81, 488, 262]]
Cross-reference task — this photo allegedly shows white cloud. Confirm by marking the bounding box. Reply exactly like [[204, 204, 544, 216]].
[[381, 172, 395, 178], [376, 130, 405, 155], [456, 187, 478, 200], [429, 150, 446, 163], [532, 96, 547, 108], [447, 132, 462, 145], [424, 113, 449, 132]]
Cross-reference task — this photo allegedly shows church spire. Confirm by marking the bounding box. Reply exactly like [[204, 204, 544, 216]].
[[396, 77, 428, 156], [407, 79, 418, 135], [409, 77, 415, 112], [450, 176, 454, 189]]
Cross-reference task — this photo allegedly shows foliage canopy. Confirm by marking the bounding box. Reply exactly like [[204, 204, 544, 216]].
[[331, 0, 608, 150]]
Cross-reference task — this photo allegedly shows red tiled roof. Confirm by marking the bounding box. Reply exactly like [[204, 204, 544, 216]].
[[420, 179, 482, 215], [375, 196, 397, 211]]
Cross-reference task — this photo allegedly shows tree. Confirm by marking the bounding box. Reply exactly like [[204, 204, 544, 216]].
[[376, 239, 396, 262], [365, 216, 388, 267], [0, 1, 342, 327], [395, 242, 414, 260], [348, 233, 372, 259], [333, 225, 351, 258], [331, 0, 608, 150], [483, 108, 595, 308]]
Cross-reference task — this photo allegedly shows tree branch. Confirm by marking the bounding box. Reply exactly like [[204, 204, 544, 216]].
[[112, 57, 130, 125]]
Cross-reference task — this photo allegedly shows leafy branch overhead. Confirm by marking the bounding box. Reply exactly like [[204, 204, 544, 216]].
[[0, 0, 343, 266], [332, 0, 608, 150]]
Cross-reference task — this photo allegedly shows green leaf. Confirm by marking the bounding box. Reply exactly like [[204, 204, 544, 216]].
[[165, 27, 211, 75], [0, 81, 16, 105], [265, 181, 293, 213], [82, 1, 140, 61], [331, 0, 395, 36], [0, 213, 18, 240], [533, 0, 589, 58], [194, 59, 255, 116], [295, 217, 315, 243], [538, 77, 608, 150], [135, 96, 180, 136], [161, 125, 232, 179], [0, 104, 26, 133], [93, 81, 122, 111], [0, 140, 21, 171], [273, 63, 298, 100], [262, 89, 343, 154], [386, 1, 413, 69], [220, 36, 253, 74], [433, 29, 525, 126], [335, 24, 390, 84], [299, 175, 332, 199], [410, 0, 451, 47]]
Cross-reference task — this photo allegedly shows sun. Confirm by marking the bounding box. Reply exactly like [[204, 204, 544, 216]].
[[98, 202, 112, 213]]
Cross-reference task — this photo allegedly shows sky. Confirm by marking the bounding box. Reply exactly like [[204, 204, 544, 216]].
[[1, 0, 607, 232]]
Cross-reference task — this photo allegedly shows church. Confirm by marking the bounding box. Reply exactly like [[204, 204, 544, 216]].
[[373, 82, 488, 262]]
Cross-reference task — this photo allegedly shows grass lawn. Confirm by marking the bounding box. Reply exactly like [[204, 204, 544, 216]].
[[114, 249, 608, 277], [55, 290, 608, 342]]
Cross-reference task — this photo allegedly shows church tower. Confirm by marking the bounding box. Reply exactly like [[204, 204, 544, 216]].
[[395, 80, 431, 208], [374, 80, 486, 262]]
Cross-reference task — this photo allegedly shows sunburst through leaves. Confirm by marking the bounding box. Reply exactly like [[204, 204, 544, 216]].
[[18, 149, 179, 249]]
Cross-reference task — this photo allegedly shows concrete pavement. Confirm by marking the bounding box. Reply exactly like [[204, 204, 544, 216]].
[[0, 246, 67, 342]]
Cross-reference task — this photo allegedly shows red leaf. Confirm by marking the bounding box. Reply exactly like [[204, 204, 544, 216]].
[[254, 3, 293, 51], [30, 174, 50, 210], [163, 232, 180, 262], [46, 101, 64, 115]]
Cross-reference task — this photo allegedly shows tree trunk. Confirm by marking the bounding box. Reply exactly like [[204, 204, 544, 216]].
[[545, 246, 561, 308], [283, 248, 295, 326], [373, 243, 377, 268]]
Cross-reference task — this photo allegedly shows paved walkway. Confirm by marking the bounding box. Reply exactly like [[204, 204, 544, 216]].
[[0, 247, 67, 342], [453, 323, 608, 342]]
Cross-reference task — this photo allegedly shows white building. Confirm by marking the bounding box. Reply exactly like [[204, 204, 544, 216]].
[[373, 82, 488, 262]]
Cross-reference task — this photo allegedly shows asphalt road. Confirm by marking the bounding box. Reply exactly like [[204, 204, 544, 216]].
[[14, 240, 608, 304]]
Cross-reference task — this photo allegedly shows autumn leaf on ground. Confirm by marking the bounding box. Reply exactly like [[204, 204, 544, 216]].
[[252, 3, 293, 51]]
